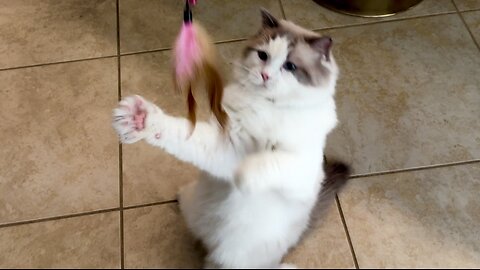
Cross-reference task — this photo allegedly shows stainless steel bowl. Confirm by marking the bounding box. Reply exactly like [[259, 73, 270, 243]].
[[312, 0, 424, 17]]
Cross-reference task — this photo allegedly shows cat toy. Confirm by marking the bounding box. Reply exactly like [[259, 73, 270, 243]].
[[173, 0, 228, 130]]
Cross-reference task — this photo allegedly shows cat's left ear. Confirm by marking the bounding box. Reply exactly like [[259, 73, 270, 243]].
[[306, 36, 333, 61], [260, 8, 279, 28]]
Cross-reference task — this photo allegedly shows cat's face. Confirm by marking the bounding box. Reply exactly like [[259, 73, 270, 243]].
[[238, 9, 338, 97]]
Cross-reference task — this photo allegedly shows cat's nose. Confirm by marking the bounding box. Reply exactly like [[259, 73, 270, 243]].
[[261, 72, 270, 82]]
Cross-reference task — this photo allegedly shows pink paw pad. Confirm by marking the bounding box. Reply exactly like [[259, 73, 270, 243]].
[[155, 133, 161, 139], [130, 97, 148, 130], [133, 111, 146, 130]]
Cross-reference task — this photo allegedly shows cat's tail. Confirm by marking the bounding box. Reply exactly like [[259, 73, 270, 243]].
[[309, 160, 351, 226], [320, 160, 351, 200]]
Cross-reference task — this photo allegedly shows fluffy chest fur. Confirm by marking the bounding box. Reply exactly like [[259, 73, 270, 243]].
[[223, 83, 337, 159]]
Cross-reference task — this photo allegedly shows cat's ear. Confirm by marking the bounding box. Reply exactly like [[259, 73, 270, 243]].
[[306, 36, 333, 61], [260, 8, 279, 28]]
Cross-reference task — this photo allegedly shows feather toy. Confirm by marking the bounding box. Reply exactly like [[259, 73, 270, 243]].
[[173, 0, 227, 130]]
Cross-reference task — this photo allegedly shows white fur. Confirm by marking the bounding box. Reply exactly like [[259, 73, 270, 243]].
[[113, 35, 339, 268]]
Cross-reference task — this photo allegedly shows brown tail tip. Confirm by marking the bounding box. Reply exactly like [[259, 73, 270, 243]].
[[321, 160, 351, 196], [307, 159, 352, 231]]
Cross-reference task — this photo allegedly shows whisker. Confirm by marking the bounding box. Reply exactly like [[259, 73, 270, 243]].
[[229, 61, 254, 74]]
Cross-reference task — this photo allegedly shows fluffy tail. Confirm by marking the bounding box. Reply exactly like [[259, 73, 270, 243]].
[[320, 160, 351, 199], [310, 160, 351, 227]]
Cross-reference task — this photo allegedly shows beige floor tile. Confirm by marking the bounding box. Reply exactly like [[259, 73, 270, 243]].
[[0, 212, 120, 268], [455, 0, 480, 11], [123, 204, 204, 268], [323, 14, 480, 175], [120, 42, 244, 206], [284, 203, 355, 268], [119, 0, 282, 53], [0, 58, 119, 224], [122, 141, 199, 206], [338, 163, 480, 268], [463, 10, 480, 43], [0, 0, 117, 69], [281, 0, 455, 30]]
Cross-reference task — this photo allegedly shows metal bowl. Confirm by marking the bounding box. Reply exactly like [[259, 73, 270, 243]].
[[312, 0, 424, 17]]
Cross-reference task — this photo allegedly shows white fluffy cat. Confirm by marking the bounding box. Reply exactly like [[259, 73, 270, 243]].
[[113, 10, 348, 269]]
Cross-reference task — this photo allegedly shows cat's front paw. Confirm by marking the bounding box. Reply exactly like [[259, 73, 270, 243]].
[[112, 95, 156, 144]]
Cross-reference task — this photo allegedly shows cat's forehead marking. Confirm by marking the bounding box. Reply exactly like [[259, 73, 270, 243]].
[[245, 19, 322, 56], [262, 36, 289, 59]]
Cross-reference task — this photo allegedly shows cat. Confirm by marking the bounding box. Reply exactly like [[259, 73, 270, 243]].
[[112, 9, 349, 269]]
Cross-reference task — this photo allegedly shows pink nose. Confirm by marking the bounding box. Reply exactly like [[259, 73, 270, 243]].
[[261, 72, 269, 82]]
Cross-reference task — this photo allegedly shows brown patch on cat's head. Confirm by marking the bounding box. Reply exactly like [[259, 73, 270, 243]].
[[243, 9, 335, 87], [288, 36, 333, 86]]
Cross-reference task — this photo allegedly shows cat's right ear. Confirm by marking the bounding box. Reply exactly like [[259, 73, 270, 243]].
[[306, 36, 333, 61], [260, 8, 279, 28]]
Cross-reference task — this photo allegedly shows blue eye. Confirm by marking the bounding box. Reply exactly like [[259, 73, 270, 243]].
[[283, 61, 296, 71], [257, 50, 268, 61]]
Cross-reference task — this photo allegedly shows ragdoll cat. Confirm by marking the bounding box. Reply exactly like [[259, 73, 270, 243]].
[[112, 9, 350, 269]]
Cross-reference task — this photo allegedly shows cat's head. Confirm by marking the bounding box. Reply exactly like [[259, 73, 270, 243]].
[[237, 9, 339, 98]]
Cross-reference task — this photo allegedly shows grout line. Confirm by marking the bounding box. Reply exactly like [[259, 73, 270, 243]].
[[278, 0, 287, 19], [450, 0, 456, 9], [123, 199, 178, 211], [453, 0, 480, 13], [116, 0, 122, 209], [0, 200, 180, 230], [335, 195, 359, 269], [312, 11, 457, 32], [120, 209, 125, 270], [115, 1, 125, 268], [120, 47, 171, 57], [119, 37, 249, 57], [460, 7, 480, 12], [215, 37, 248, 45], [0, 208, 120, 229], [452, 1, 480, 52], [0, 55, 117, 72], [349, 159, 480, 179]]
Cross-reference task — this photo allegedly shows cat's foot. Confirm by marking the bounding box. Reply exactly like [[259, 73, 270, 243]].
[[112, 95, 158, 144]]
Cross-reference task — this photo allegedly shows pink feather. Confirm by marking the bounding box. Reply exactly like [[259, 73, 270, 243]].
[[174, 22, 203, 81]]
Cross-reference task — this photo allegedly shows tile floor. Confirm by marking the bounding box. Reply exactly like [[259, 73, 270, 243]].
[[0, 0, 479, 268]]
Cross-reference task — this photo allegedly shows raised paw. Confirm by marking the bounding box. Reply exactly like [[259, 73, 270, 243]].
[[112, 95, 153, 144]]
